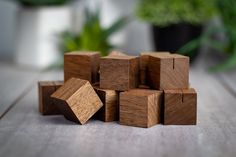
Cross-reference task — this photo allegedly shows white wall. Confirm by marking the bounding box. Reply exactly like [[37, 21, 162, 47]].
[[0, 0, 152, 63], [0, 0, 18, 61]]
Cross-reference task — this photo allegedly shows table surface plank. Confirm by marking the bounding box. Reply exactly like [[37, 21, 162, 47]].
[[0, 63, 39, 117], [0, 63, 236, 157]]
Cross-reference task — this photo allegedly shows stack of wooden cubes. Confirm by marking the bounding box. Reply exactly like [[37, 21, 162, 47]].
[[38, 51, 197, 128]]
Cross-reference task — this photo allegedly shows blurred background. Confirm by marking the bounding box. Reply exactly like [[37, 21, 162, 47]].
[[1, 1, 236, 157], [0, 0, 235, 71]]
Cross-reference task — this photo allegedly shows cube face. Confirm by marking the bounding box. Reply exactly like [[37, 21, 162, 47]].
[[129, 58, 140, 89], [100, 56, 139, 91], [119, 89, 162, 128], [120, 94, 148, 128], [67, 82, 103, 124], [51, 78, 103, 124], [64, 52, 100, 83], [148, 54, 189, 90], [38, 81, 63, 115], [164, 88, 197, 125], [93, 87, 119, 122]]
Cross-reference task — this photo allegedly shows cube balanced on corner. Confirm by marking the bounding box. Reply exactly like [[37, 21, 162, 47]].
[[38, 51, 197, 128]]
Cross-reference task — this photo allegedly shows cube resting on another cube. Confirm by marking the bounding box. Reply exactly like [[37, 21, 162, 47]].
[[38, 81, 63, 115], [148, 53, 189, 90], [51, 78, 103, 124], [140, 52, 169, 85], [120, 89, 163, 128], [164, 88, 197, 125], [100, 55, 140, 91], [64, 52, 100, 83]]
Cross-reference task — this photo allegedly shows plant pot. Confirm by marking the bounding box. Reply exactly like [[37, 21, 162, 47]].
[[15, 6, 72, 68], [152, 23, 202, 61]]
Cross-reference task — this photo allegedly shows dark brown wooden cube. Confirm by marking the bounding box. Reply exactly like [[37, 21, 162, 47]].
[[120, 89, 163, 128], [140, 52, 169, 85], [164, 88, 197, 125], [93, 86, 119, 122], [38, 81, 63, 115], [148, 53, 189, 90], [51, 78, 103, 124], [100, 55, 139, 91], [64, 51, 100, 83]]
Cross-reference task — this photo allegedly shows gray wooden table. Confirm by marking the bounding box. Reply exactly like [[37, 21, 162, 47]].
[[0, 58, 236, 157]]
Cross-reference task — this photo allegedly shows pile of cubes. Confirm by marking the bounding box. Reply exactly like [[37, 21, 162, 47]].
[[38, 51, 197, 128]]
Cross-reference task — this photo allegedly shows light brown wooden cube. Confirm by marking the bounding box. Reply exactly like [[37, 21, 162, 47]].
[[93, 86, 119, 122], [38, 81, 63, 115], [164, 88, 197, 125], [148, 53, 189, 90], [51, 78, 103, 124], [64, 51, 100, 83], [100, 55, 139, 91], [108, 50, 127, 56], [120, 89, 163, 128], [140, 52, 170, 85]]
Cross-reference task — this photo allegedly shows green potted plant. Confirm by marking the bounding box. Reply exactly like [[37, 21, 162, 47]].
[[136, 0, 217, 61], [14, 0, 72, 68], [59, 8, 127, 58], [180, 0, 236, 71]]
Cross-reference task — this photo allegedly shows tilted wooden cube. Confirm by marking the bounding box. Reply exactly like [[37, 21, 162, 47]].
[[38, 81, 63, 115], [64, 52, 100, 83], [120, 89, 163, 128], [100, 55, 139, 91], [51, 78, 103, 124], [93, 86, 119, 122], [148, 53, 189, 90], [140, 52, 169, 85], [164, 88, 197, 125]]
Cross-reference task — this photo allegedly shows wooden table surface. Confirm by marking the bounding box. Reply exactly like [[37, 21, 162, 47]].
[[0, 58, 236, 157]]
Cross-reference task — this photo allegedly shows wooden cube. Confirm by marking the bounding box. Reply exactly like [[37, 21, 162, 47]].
[[148, 53, 189, 90], [140, 52, 170, 85], [120, 89, 163, 128], [38, 81, 63, 115], [64, 51, 100, 83], [138, 85, 150, 89], [164, 88, 197, 125], [93, 86, 119, 122], [108, 50, 127, 56], [51, 78, 103, 124], [100, 55, 139, 91]]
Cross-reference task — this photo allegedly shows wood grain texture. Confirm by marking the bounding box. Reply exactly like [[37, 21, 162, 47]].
[[164, 88, 197, 125], [93, 86, 119, 122], [148, 53, 189, 90], [51, 78, 103, 124], [120, 89, 163, 128], [64, 52, 100, 83], [100, 55, 139, 91], [108, 50, 127, 56], [38, 81, 63, 115], [140, 52, 170, 85]]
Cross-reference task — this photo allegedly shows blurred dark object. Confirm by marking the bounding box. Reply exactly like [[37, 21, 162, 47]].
[[136, 0, 217, 61], [152, 23, 202, 62], [59, 8, 127, 57], [16, 0, 71, 7]]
